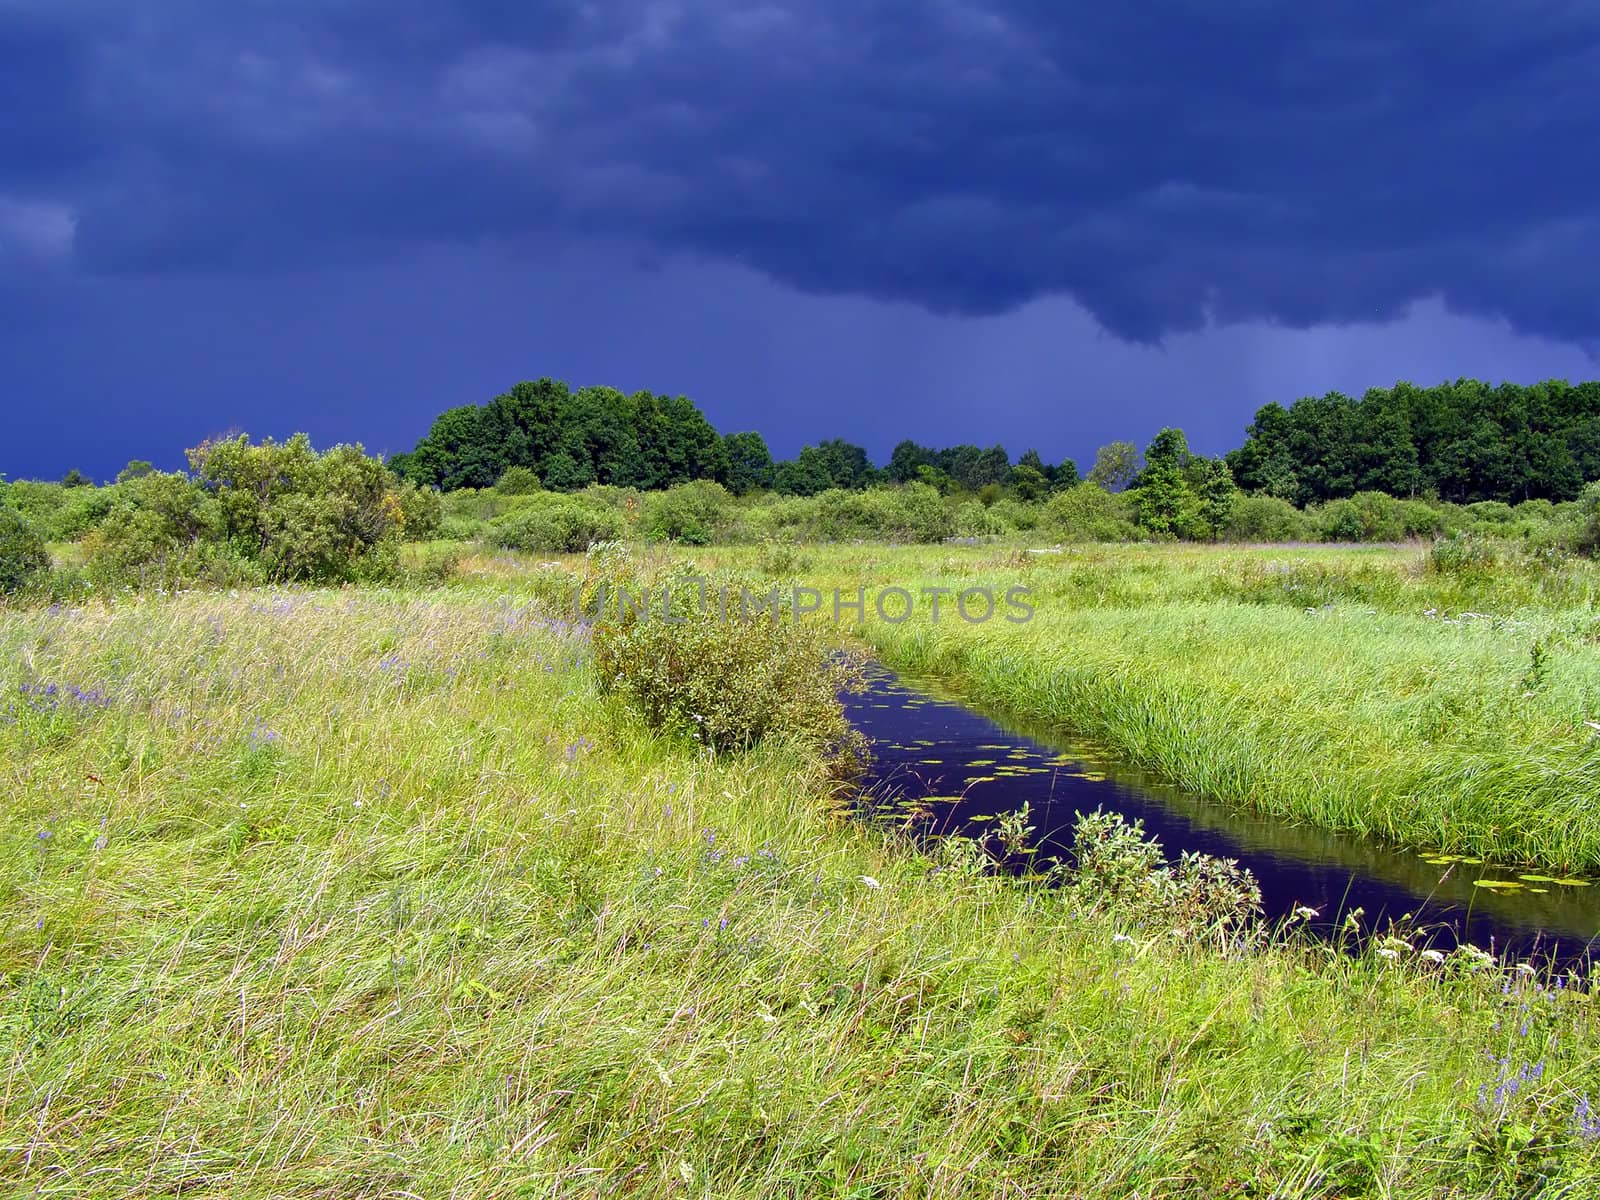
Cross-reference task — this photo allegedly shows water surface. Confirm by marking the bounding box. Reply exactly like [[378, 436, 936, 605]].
[[845, 665, 1600, 967]]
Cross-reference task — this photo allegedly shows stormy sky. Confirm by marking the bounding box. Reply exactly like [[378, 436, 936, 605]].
[[3, 1, 1598, 481]]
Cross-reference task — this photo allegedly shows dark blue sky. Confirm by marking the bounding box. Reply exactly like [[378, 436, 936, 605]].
[[3, 1, 1598, 482]]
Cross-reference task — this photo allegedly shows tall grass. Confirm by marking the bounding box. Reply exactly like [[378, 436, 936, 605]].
[[3, 578, 1600, 1195], [754, 543, 1600, 872]]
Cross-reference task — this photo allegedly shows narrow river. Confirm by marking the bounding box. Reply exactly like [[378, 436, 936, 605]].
[[844, 664, 1600, 968]]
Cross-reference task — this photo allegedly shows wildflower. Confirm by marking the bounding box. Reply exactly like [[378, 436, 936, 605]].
[[1112, 933, 1134, 945], [1293, 905, 1319, 921], [1419, 949, 1446, 964], [859, 875, 881, 889], [1575, 1096, 1600, 1140], [1377, 948, 1400, 960]]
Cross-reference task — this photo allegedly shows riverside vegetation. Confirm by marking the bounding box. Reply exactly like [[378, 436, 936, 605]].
[[5, 540, 1600, 1197], [8, 430, 1600, 1193]]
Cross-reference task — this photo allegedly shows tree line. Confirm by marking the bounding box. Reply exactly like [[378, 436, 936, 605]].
[[386, 375, 1600, 508], [1227, 378, 1600, 504]]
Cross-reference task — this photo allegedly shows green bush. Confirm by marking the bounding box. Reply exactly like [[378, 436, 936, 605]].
[[1064, 810, 1262, 945], [495, 466, 542, 495], [83, 473, 239, 591], [1044, 483, 1139, 541], [1572, 482, 1600, 556], [438, 514, 489, 542], [953, 500, 1005, 537], [0, 505, 51, 595], [1426, 531, 1500, 576], [1222, 494, 1309, 542], [639, 480, 733, 545], [394, 482, 444, 541], [988, 498, 1041, 531], [399, 542, 465, 584], [492, 495, 625, 554], [0, 479, 121, 542], [187, 434, 406, 581], [1313, 491, 1443, 543], [593, 580, 867, 778], [80, 436, 409, 588]]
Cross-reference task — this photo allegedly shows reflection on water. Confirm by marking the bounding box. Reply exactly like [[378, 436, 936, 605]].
[[845, 664, 1600, 967]]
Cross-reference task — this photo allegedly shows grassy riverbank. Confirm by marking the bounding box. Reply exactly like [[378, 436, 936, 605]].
[[3, 574, 1600, 1196], [699, 541, 1600, 875]]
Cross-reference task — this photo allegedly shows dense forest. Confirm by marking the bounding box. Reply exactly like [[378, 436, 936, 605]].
[[391, 376, 1600, 508], [1227, 378, 1600, 504]]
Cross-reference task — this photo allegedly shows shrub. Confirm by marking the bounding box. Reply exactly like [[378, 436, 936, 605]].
[[1064, 810, 1262, 945], [1463, 500, 1517, 530], [0, 505, 51, 595], [804, 485, 955, 543], [1313, 490, 1440, 543], [393, 482, 444, 541], [187, 434, 406, 582], [1223, 494, 1309, 542], [1044, 483, 1139, 541], [495, 466, 542, 495], [1575, 482, 1600, 556], [592, 573, 867, 778], [82, 473, 237, 591], [439, 514, 490, 542], [400, 542, 464, 584], [953, 501, 1005, 537], [988, 498, 1041, 531], [639, 480, 733, 545], [1425, 531, 1500, 576], [1395, 498, 1446, 538], [0, 479, 118, 541], [492, 495, 625, 554], [1314, 499, 1365, 542]]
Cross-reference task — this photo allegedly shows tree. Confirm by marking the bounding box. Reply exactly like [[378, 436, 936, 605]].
[[61, 469, 91, 488], [1010, 463, 1049, 501], [1087, 441, 1141, 492], [723, 431, 775, 494], [1196, 458, 1237, 541], [396, 379, 730, 492], [888, 440, 932, 483], [1142, 427, 1191, 477], [770, 447, 827, 496], [1016, 448, 1075, 489], [813, 439, 877, 489], [1133, 428, 1198, 537], [115, 460, 155, 483]]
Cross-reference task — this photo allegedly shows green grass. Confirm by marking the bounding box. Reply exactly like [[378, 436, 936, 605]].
[[3, 568, 1600, 1195], [682, 541, 1600, 874]]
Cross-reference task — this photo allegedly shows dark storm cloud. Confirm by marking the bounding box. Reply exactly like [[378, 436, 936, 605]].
[[3, 0, 1599, 345]]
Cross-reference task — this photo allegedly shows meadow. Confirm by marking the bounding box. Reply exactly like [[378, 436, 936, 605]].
[[4, 542, 1600, 1197]]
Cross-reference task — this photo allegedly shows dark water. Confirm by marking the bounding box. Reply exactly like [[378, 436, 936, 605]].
[[845, 664, 1600, 968]]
